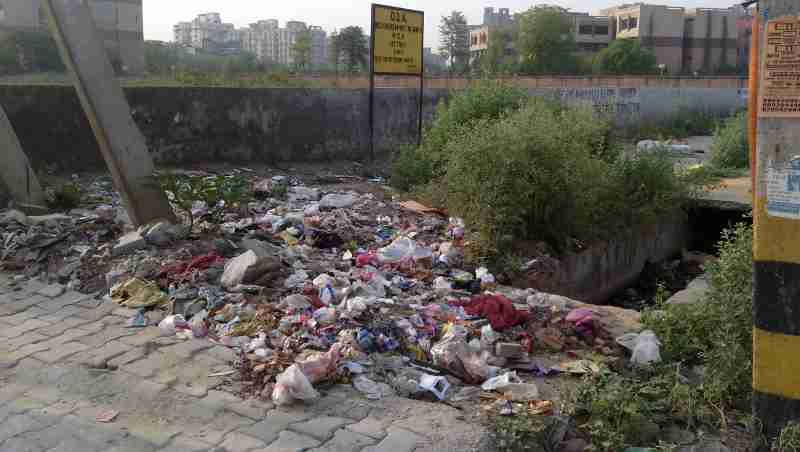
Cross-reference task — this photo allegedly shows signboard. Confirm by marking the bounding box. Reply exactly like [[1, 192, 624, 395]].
[[371, 4, 424, 76], [767, 157, 800, 219], [759, 16, 800, 117]]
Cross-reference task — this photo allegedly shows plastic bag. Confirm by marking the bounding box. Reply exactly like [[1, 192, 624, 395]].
[[433, 277, 452, 294], [377, 237, 432, 264], [630, 330, 662, 365], [480, 324, 498, 352], [190, 310, 209, 338], [272, 364, 320, 406], [297, 343, 342, 384], [353, 375, 393, 400], [482, 371, 519, 391], [418, 374, 450, 401], [431, 324, 488, 384], [313, 307, 337, 325], [476, 267, 496, 288], [158, 315, 188, 336]]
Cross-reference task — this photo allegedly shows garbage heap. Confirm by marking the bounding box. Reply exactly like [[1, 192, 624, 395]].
[[0, 173, 654, 414]]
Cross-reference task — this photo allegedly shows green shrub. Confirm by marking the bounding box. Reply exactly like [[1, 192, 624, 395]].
[[644, 221, 753, 410], [422, 80, 528, 177], [444, 99, 609, 255], [710, 111, 748, 169], [44, 182, 82, 210], [157, 173, 251, 229], [494, 416, 564, 452], [389, 144, 434, 192], [700, 221, 753, 410]]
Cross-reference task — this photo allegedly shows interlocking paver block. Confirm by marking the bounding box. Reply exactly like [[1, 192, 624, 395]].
[[37, 305, 88, 323], [219, 431, 267, 452], [161, 339, 214, 359], [260, 430, 321, 452], [308, 429, 377, 452], [33, 341, 89, 364], [37, 317, 91, 336], [160, 434, 212, 452], [0, 414, 43, 443], [118, 327, 162, 347], [2, 342, 51, 363], [344, 418, 387, 441], [0, 319, 50, 339], [240, 410, 313, 445], [0, 307, 48, 324], [361, 427, 423, 452], [289, 416, 352, 441], [36, 284, 65, 298]]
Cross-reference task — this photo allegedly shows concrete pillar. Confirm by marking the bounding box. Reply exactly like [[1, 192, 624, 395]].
[[0, 104, 47, 212], [41, 0, 174, 227], [752, 0, 800, 448]]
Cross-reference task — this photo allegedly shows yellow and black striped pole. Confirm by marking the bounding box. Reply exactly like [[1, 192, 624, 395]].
[[753, 1, 800, 448]]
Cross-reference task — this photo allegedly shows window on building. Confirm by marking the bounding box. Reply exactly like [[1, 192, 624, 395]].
[[595, 25, 609, 35], [629, 17, 638, 29], [579, 24, 593, 35], [619, 18, 628, 31]]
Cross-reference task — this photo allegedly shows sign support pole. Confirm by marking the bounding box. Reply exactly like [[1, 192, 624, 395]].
[[752, 1, 800, 449], [418, 18, 425, 147], [369, 4, 376, 163], [370, 4, 425, 155]]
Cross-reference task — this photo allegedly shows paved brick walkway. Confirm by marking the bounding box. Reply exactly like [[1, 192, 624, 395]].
[[0, 276, 490, 452]]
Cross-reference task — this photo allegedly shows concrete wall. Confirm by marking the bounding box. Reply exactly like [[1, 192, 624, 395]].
[[0, 84, 747, 171], [527, 219, 689, 303]]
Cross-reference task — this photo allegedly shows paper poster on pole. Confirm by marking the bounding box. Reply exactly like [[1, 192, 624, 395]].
[[767, 158, 800, 219], [759, 16, 800, 117], [371, 4, 424, 76]]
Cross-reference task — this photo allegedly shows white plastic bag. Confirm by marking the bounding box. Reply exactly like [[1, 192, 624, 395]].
[[617, 330, 662, 366], [272, 364, 320, 406], [418, 374, 450, 401], [480, 324, 498, 352], [158, 315, 187, 336], [482, 371, 519, 391], [377, 237, 432, 264]]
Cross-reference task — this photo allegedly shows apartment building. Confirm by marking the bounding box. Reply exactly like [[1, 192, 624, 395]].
[[571, 13, 614, 54], [599, 4, 686, 73], [174, 13, 236, 50], [682, 8, 737, 73], [238, 19, 279, 62], [470, 9, 613, 64], [483, 7, 513, 28], [0, 0, 144, 74], [309, 26, 328, 69]]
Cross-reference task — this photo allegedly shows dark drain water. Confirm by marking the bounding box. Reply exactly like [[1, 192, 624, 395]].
[[607, 205, 751, 311]]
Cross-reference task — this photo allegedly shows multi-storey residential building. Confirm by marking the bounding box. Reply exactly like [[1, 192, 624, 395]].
[[483, 7, 513, 28], [237, 19, 279, 62], [599, 4, 686, 73], [682, 8, 737, 73], [309, 26, 327, 69], [599, 3, 741, 74], [572, 13, 614, 54], [0, 0, 144, 74]]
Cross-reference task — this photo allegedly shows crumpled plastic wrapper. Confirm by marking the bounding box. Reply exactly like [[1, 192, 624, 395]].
[[110, 278, 169, 308]]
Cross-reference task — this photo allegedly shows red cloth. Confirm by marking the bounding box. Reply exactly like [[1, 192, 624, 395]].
[[452, 294, 528, 331], [158, 252, 223, 281]]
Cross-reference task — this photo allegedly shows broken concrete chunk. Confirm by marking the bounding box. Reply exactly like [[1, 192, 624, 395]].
[[112, 231, 146, 257], [141, 221, 179, 247], [220, 250, 283, 289], [319, 193, 357, 209], [495, 342, 526, 359], [288, 186, 321, 202], [241, 238, 282, 259]]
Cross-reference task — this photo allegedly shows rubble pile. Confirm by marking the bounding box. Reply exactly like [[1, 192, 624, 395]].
[[0, 171, 648, 416]]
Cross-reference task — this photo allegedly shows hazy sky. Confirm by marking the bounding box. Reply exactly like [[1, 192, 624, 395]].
[[145, 0, 740, 49]]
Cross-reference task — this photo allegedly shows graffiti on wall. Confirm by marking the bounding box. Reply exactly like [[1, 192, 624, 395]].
[[556, 87, 641, 123]]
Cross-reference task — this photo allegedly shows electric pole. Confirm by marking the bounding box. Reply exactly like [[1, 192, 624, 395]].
[[752, 0, 800, 448]]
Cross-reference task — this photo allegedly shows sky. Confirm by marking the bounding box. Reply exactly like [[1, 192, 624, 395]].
[[145, 0, 742, 49]]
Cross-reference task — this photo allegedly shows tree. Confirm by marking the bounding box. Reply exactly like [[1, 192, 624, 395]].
[[14, 31, 64, 73], [334, 26, 368, 74], [292, 29, 312, 72], [480, 28, 515, 75], [328, 30, 340, 73], [144, 40, 178, 74], [593, 38, 657, 75], [514, 6, 577, 75], [438, 11, 469, 75]]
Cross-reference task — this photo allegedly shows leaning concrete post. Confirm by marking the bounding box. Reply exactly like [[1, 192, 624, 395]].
[[41, 0, 175, 227], [0, 105, 47, 213]]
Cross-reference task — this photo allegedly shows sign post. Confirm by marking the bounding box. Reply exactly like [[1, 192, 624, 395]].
[[752, 1, 800, 449], [370, 4, 425, 160]]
